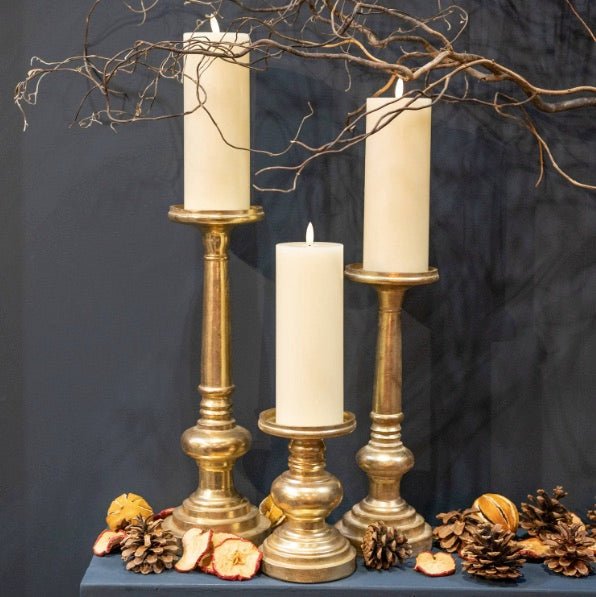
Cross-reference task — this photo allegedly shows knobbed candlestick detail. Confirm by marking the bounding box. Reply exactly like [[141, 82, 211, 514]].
[[336, 264, 439, 555], [258, 409, 357, 583], [164, 206, 270, 544]]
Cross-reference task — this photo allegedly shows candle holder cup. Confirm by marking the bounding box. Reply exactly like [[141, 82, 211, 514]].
[[336, 264, 439, 555], [164, 205, 270, 544], [258, 408, 357, 583]]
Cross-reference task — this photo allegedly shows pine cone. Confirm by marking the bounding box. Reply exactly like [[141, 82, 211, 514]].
[[588, 506, 595, 536], [461, 523, 525, 581], [434, 508, 482, 553], [121, 516, 180, 574], [543, 521, 595, 578], [362, 521, 412, 570], [520, 486, 572, 539]]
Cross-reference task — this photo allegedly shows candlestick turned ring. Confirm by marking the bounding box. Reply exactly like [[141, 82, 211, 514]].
[[336, 264, 438, 555], [258, 409, 357, 583]]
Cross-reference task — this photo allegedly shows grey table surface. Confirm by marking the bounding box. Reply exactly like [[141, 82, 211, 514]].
[[81, 554, 596, 596]]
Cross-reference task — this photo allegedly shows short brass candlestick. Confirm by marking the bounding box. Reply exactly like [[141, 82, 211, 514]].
[[336, 264, 439, 555], [165, 205, 270, 543], [258, 409, 357, 583]]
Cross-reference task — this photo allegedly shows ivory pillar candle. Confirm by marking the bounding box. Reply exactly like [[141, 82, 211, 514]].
[[276, 224, 344, 427], [183, 25, 250, 211], [363, 84, 431, 273]]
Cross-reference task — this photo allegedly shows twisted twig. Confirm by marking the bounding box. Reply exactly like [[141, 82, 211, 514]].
[[14, 0, 596, 191]]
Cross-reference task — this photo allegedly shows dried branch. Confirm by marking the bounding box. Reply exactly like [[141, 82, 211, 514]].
[[565, 0, 596, 42], [14, 0, 596, 192]]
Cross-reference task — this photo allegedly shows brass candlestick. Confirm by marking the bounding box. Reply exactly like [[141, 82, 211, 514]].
[[258, 408, 357, 583], [165, 205, 270, 543], [336, 264, 439, 555]]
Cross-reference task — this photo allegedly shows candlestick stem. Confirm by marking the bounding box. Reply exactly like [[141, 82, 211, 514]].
[[200, 226, 233, 427], [165, 206, 270, 543], [336, 264, 438, 554], [374, 287, 406, 416]]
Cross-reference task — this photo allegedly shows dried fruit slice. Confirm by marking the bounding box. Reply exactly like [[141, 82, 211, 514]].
[[414, 551, 456, 577], [175, 529, 213, 572], [199, 556, 215, 575], [106, 493, 153, 531], [93, 529, 126, 556], [212, 538, 262, 580], [259, 494, 286, 528], [517, 537, 551, 560], [152, 507, 175, 521], [199, 532, 239, 574]]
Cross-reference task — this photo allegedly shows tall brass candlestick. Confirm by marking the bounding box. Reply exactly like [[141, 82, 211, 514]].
[[165, 205, 270, 543], [336, 264, 438, 554]]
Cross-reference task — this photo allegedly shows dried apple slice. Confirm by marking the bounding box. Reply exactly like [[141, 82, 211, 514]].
[[199, 532, 239, 574], [414, 551, 456, 577], [93, 529, 126, 556], [212, 538, 262, 580], [175, 529, 213, 572], [152, 507, 175, 521], [517, 537, 551, 560], [199, 555, 215, 575]]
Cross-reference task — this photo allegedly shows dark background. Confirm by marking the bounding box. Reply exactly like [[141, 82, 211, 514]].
[[1, 1, 594, 595]]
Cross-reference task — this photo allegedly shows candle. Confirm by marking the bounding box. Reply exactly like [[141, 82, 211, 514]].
[[276, 224, 344, 427], [363, 80, 432, 273], [183, 17, 250, 211]]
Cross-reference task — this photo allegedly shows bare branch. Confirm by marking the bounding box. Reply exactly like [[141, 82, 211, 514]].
[[564, 0, 596, 42], [14, 0, 596, 191]]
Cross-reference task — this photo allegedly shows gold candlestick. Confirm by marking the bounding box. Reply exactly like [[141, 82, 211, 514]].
[[165, 205, 270, 543], [258, 409, 357, 583], [336, 264, 439, 555]]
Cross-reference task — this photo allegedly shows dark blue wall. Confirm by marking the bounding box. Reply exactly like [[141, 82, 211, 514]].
[[1, 2, 594, 595]]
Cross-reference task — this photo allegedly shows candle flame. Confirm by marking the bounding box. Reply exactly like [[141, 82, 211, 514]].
[[395, 78, 404, 99], [306, 222, 314, 245], [209, 15, 221, 33]]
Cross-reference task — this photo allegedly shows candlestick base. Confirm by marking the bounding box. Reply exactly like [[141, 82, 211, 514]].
[[164, 205, 270, 544], [335, 486, 432, 556], [258, 409, 357, 583], [336, 264, 438, 555]]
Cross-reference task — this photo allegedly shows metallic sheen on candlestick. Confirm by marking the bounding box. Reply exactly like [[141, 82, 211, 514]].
[[258, 409, 357, 583], [164, 205, 270, 544], [336, 264, 439, 555]]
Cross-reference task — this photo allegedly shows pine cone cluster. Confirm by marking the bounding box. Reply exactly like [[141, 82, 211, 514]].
[[362, 521, 412, 570], [121, 516, 180, 574], [461, 523, 525, 580], [543, 522, 595, 578], [434, 508, 482, 553], [520, 486, 571, 539]]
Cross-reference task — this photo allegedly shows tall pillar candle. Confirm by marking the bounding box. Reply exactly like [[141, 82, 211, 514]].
[[363, 87, 431, 273], [183, 28, 250, 210], [276, 225, 344, 427]]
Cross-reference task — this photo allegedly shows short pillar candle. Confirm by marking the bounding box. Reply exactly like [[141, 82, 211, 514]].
[[275, 224, 344, 426]]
